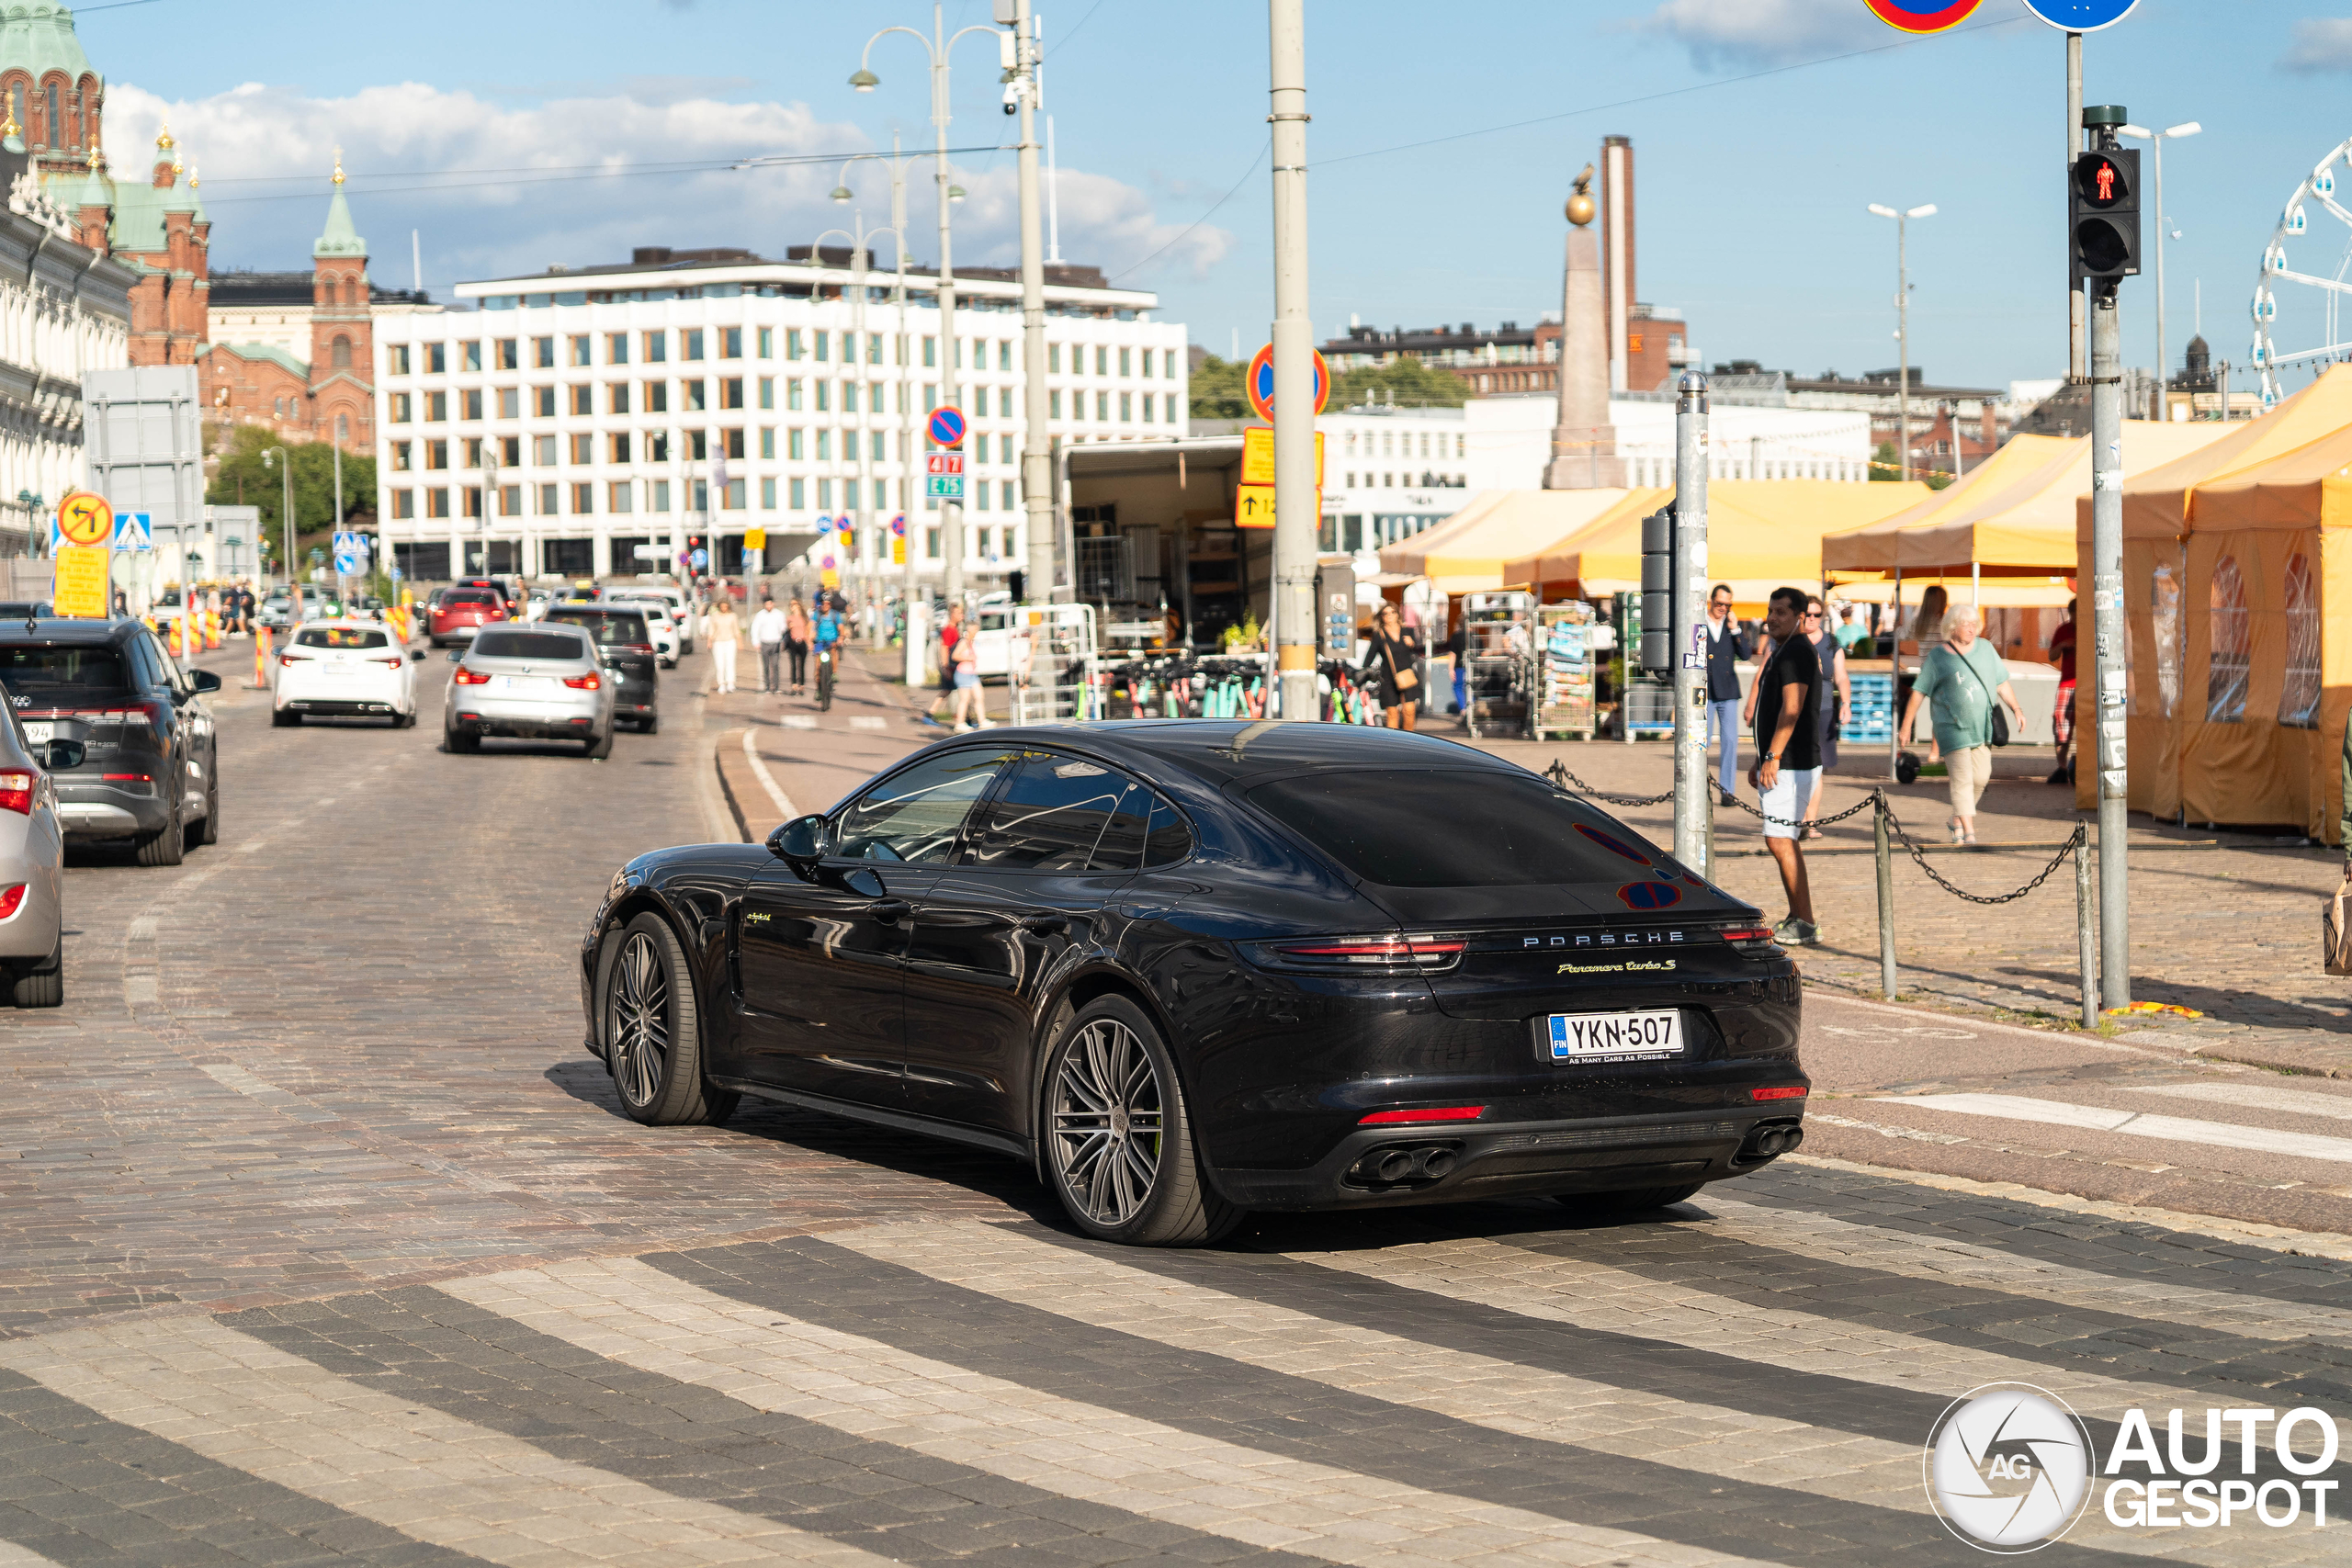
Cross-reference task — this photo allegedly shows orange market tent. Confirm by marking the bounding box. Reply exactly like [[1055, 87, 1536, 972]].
[[1500, 479, 1930, 604], [2075, 364, 2352, 837], [1376, 489, 1643, 594], [1824, 425, 2228, 581]]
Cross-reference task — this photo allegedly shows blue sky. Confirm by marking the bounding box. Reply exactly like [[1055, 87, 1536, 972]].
[[69, 0, 2352, 390]]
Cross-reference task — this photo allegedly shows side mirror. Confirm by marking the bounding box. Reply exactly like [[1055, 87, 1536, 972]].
[[43, 739, 84, 770], [189, 669, 222, 694], [768, 813, 834, 865]]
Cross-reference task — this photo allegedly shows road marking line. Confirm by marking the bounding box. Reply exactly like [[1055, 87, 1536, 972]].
[[2127, 1079, 2352, 1122], [1811, 992, 2158, 1054], [447, 1258, 1781, 1568], [778, 714, 817, 729], [825, 1221, 1926, 1510], [1872, 1091, 2352, 1164], [0, 1543, 65, 1568], [0, 1315, 890, 1568], [742, 728, 796, 819], [849, 716, 886, 730]]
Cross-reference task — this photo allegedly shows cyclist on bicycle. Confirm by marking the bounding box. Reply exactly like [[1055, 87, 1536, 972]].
[[813, 600, 844, 711]]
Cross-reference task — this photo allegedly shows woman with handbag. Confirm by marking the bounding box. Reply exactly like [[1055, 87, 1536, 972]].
[[1898, 603, 2023, 845], [1362, 602, 1423, 731]]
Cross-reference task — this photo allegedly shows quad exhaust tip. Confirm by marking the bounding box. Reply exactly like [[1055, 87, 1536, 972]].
[[1349, 1143, 1460, 1187]]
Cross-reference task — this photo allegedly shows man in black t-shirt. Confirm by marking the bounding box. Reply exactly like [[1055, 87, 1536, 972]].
[[1750, 585, 1821, 946]]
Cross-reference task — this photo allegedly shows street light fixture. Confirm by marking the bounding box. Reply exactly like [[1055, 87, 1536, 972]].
[[2120, 120, 2202, 421], [854, 2, 1002, 609], [1868, 202, 1936, 481]]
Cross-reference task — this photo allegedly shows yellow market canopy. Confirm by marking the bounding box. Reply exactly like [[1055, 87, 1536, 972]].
[[2102, 363, 2352, 542], [1502, 479, 1930, 599], [1825, 423, 2229, 579], [1376, 489, 1642, 593]]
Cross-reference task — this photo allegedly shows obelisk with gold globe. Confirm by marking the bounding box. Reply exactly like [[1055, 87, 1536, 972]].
[[1544, 163, 1625, 489]]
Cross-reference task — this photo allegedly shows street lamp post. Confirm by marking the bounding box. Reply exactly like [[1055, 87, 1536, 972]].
[[1867, 202, 1936, 481], [262, 446, 292, 598], [1269, 0, 1317, 720], [483, 446, 502, 587], [825, 139, 920, 626], [2120, 121, 2201, 422], [814, 215, 884, 644], [855, 4, 994, 611], [1007, 0, 1054, 612]]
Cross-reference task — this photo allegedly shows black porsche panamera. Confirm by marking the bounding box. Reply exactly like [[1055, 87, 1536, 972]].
[[579, 722, 1807, 1246]]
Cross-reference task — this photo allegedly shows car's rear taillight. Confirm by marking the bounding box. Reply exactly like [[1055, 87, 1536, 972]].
[[0, 771, 31, 815], [278, 653, 301, 666], [624, 642, 655, 654], [562, 672, 601, 690], [377, 656, 402, 670], [1244, 934, 1466, 975], [452, 666, 493, 685], [1359, 1105, 1487, 1125], [1720, 926, 1779, 953], [0, 884, 24, 919]]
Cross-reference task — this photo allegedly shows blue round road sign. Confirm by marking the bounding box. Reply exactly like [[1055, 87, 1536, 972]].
[[928, 406, 967, 448], [2018, 0, 2140, 31]]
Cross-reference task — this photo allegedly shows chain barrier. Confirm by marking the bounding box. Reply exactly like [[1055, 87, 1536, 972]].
[[1546, 758, 2086, 902]]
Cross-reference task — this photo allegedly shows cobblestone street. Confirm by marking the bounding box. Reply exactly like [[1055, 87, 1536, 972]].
[[1, 643, 2346, 1566]]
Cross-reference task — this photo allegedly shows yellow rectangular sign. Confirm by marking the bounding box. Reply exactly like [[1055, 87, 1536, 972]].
[[1241, 426, 1323, 488], [51, 544, 108, 617], [744, 527, 766, 550], [1234, 483, 1321, 529]]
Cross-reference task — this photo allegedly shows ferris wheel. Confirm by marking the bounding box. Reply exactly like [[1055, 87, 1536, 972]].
[[2252, 138, 2352, 410]]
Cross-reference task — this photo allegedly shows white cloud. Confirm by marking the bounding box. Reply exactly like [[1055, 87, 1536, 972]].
[[1642, 0, 1886, 71], [96, 79, 1230, 296], [2280, 18, 2352, 73]]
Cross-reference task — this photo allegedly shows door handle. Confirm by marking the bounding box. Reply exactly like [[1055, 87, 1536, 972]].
[[865, 898, 912, 922], [1017, 912, 1069, 934]]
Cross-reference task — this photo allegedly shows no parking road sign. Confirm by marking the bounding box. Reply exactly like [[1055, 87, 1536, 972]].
[[2018, 0, 2140, 30], [927, 406, 967, 449], [1245, 344, 1329, 424], [1863, 1, 1983, 32]]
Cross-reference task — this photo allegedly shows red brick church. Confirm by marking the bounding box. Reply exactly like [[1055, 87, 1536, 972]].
[[2, 1, 413, 453]]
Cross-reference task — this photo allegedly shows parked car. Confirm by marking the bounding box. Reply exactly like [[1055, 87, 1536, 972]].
[[578, 724, 1806, 1247], [0, 616, 220, 866], [256, 590, 312, 632], [273, 619, 417, 727], [538, 604, 660, 731], [612, 583, 696, 654], [444, 624, 616, 759], [0, 695, 68, 1006], [605, 598, 680, 667], [428, 587, 506, 647]]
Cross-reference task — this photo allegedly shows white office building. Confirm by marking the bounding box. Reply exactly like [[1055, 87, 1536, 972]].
[[371, 246, 1187, 586]]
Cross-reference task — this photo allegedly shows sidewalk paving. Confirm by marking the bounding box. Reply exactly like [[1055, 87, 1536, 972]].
[[698, 652, 2352, 1080]]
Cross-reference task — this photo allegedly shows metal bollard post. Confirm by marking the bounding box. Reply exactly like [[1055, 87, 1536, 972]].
[[1874, 794, 1896, 999], [2076, 829, 2098, 1029]]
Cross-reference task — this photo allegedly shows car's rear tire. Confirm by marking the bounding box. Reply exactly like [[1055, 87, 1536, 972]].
[[1556, 1182, 1706, 1213], [639, 713, 659, 736], [1042, 996, 1241, 1247], [586, 726, 614, 761], [133, 803, 183, 867], [445, 726, 479, 754], [7, 932, 62, 1008], [272, 706, 298, 727], [604, 912, 736, 1126]]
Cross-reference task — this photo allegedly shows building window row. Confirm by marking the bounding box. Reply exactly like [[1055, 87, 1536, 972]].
[[389, 474, 1024, 520], [388, 332, 1183, 382]]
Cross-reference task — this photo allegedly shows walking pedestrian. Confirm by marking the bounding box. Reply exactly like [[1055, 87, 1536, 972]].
[[1898, 584, 1951, 766], [1798, 595, 1849, 840], [751, 594, 786, 694], [785, 596, 811, 695], [1703, 584, 1749, 806], [812, 597, 844, 710], [1899, 603, 2023, 846], [1361, 602, 1422, 731], [931, 603, 967, 721], [950, 618, 985, 730], [705, 594, 743, 694], [1750, 587, 1822, 946], [2047, 598, 2078, 785]]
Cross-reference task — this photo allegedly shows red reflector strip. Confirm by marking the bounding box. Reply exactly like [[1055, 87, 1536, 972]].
[[1359, 1105, 1487, 1124], [100, 773, 151, 782], [1751, 1086, 1808, 1101], [1722, 927, 1774, 942]]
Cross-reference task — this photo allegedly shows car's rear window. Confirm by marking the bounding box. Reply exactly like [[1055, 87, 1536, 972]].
[[0, 642, 133, 699], [543, 609, 649, 646], [294, 627, 390, 649], [447, 590, 496, 605], [473, 631, 587, 660], [1246, 769, 1663, 888]]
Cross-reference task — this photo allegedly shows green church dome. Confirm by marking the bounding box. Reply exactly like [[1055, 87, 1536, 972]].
[[0, 4, 100, 86]]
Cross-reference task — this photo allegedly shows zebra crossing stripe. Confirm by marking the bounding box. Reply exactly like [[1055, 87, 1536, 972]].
[[1871, 1092, 2352, 1164], [0, 1315, 903, 1568], [0, 1543, 63, 1568], [823, 1220, 1927, 1511], [446, 1255, 1791, 1568]]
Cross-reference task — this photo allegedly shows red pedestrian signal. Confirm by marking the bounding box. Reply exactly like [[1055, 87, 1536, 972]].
[[2069, 146, 2140, 284], [2075, 154, 2129, 209]]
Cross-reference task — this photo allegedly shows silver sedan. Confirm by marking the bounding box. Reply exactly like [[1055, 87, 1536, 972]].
[[0, 698, 67, 1007], [444, 624, 616, 759]]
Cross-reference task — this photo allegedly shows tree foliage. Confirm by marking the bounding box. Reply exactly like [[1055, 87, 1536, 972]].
[[207, 424, 376, 565], [1189, 351, 1470, 419], [1189, 353, 1250, 420]]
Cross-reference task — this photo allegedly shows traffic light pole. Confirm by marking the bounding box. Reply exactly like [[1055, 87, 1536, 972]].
[[1672, 371, 1711, 876], [2090, 280, 2128, 1010], [1269, 0, 1317, 723]]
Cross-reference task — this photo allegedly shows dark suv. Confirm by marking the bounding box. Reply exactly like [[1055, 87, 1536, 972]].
[[0, 618, 220, 866], [538, 604, 660, 731]]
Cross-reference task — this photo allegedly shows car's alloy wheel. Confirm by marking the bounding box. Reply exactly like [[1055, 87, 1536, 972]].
[[601, 912, 735, 1126], [1043, 996, 1240, 1247]]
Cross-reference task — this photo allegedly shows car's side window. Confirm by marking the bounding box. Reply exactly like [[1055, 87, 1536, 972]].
[[130, 635, 168, 693], [1143, 796, 1194, 868], [961, 750, 1131, 873], [835, 749, 1007, 865]]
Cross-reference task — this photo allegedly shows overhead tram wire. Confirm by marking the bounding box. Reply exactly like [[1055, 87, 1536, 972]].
[[193, 145, 1012, 206], [1107, 138, 1266, 284]]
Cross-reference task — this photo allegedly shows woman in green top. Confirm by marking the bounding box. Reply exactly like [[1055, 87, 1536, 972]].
[[1898, 604, 2024, 845]]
